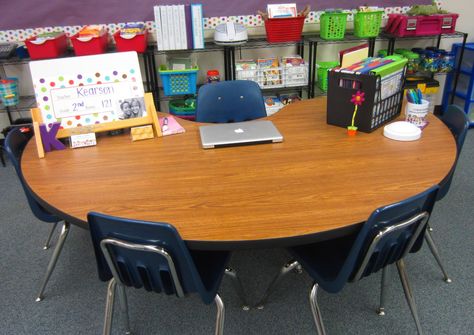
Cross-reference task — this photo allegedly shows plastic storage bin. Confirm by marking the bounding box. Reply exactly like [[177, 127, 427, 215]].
[[0, 78, 19, 107], [264, 16, 306, 43], [71, 32, 108, 56], [384, 13, 458, 37], [113, 30, 148, 53], [169, 98, 196, 120], [235, 65, 307, 88], [25, 33, 68, 60], [317, 61, 339, 92], [283, 64, 308, 87], [159, 68, 199, 96], [354, 11, 384, 38], [319, 12, 348, 40]]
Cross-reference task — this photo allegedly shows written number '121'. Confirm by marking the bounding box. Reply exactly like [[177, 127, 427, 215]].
[[102, 99, 112, 108]]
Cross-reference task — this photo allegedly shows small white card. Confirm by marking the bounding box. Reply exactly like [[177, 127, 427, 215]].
[[70, 133, 97, 148]]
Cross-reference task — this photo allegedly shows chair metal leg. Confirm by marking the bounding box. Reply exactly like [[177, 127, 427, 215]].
[[104, 278, 117, 335], [214, 294, 225, 335], [427, 223, 433, 232], [309, 283, 327, 335], [36, 221, 70, 302], [256, 260, 300, 309], [0, 146, 5, 167], [424, 231, 452, 283], [224, 267, 250, 311], [43, 221, 59, 250], [396, 259, 423, 335], [377, 267, 388, 316], [117, 284, 132, 335]]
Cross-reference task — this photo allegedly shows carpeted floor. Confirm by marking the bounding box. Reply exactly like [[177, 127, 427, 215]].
[[0, 130, 472, 335]]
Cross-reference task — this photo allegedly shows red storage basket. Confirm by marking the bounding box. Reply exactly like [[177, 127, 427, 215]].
[[71, 32, 108, 56], [264, 16, 305, 43], [25, 33, 68, 60], [385, 13, 458, 37], [113, 30, 148, 53]]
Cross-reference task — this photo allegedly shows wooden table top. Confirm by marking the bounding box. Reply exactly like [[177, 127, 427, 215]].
[[21, 97, 457, 249]]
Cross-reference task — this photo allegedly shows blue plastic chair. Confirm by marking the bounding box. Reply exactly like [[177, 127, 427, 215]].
[[4, 126, 71, 302], [420, 105, 469, 283], [195, 80, 267, 123], [88, 212, 248, 335], [437, 105, 469, 200], [257, 186, 439, 335], [0, 139, 5, 167]]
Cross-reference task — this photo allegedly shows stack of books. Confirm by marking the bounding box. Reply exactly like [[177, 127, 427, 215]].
[[153, 4, 204, 51]]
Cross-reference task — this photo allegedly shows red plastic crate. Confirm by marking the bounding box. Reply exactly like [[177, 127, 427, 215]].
[[71, 32, 108, 56], [264, 16, 305, 43], [385, 13, 458, 37], [25, 33, 68, 60], [113, 30, 148, 53]]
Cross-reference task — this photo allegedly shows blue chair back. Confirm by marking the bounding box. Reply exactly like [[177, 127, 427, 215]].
[[437, 105, 470, 200], [290, 186, 438, 293], [349, 186, 438, 280], [195, 80, 267, 123], [88, 212, 230, 304], [4, 126, 59, 223]]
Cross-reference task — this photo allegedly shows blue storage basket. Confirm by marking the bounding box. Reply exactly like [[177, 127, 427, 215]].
[[159, 68, 199, 96]]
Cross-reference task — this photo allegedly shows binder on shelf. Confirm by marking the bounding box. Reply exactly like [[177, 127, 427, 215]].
[[160, 6, 170, 50], [191, 4, 204, 49], [153, 5, 164, 51], [172, 5, 181, 49], [166, 6, 176, 50], [178, 5, 187, 50]]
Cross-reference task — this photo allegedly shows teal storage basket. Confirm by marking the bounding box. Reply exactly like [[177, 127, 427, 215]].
[[159, 68, 199, 96], [0, 78, 20, 107]]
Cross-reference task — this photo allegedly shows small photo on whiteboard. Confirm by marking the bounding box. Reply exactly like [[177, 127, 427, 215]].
[[117, 97, 145, 119]]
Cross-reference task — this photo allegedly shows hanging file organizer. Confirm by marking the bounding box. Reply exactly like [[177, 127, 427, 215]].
[[327, 59, 407, 132]]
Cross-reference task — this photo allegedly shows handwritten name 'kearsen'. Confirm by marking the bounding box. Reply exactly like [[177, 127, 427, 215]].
[[76, 86, 115, 97]]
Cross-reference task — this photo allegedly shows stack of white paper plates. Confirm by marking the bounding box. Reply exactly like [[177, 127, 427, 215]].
[[383, 121, 421, 141]]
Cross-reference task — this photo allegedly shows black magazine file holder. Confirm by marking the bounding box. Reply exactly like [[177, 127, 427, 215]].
[[326, 68, 406, 133]]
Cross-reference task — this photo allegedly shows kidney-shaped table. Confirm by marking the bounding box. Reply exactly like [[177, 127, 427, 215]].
[[21, 97, 457, 250]]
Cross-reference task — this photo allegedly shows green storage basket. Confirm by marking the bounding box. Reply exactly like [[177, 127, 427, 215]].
[[320, 12, 348, 40], [169, 98, 196, 115], [354, 10, 384, 38], [317, 61, 339, 92]]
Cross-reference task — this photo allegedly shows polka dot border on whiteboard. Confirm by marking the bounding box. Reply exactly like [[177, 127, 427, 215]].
[[0, 3, 448, 43], [34, 68, 139, 130]]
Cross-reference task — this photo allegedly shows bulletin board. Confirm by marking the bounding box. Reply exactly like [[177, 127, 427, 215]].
[[0, 0, 432, 30]]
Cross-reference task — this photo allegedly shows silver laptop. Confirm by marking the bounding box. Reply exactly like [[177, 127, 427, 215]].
[[199, 120, 283, 149]]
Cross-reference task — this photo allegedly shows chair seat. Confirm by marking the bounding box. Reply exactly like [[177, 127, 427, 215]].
[[290, 233, 356, 291], [191, 249, 231, 292]]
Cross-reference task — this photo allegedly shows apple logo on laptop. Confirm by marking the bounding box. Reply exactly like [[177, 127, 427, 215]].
[[234, 128, 244, 134]]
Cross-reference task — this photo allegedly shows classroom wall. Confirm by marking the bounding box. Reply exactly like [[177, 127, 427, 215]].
[[0, 1, 472, 129], [0, 0, 430, 30]]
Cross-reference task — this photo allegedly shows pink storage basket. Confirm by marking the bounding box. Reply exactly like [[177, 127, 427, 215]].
[[385, 13, 458, 37]]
